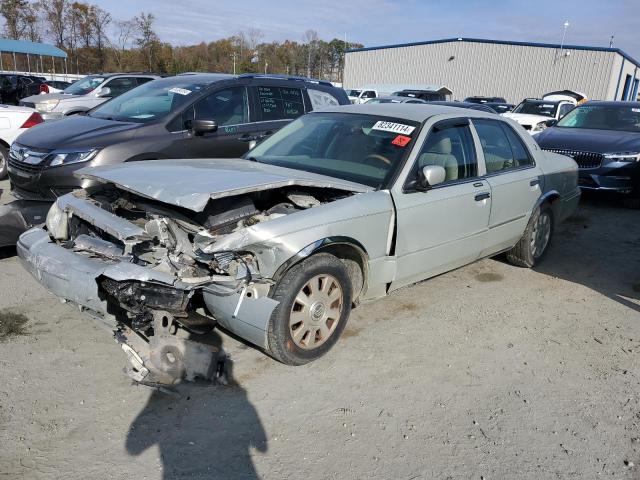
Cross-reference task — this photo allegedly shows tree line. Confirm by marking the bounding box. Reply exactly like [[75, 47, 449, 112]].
[[0, 0, 363, 81]]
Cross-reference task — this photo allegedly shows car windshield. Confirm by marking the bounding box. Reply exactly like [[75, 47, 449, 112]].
[[89, 78, 208, 123], [512, 100, 558, 117], [346, 90, 362, 97], [246, 112, 420, 188], [556, 104, 640, 132], [367, 98, 402, 104], [63, 76, 104, 95]]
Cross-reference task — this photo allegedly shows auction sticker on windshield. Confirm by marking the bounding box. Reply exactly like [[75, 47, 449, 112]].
[[169, 87, 192, 96], [372, 121, 415, 135]]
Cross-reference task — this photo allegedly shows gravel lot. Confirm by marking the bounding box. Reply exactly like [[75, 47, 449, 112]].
[[1, 178, 639, 480]]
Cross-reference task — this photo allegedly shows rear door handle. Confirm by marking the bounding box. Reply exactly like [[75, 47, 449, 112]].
[[475, 192, 490, 201], [530, 179, 540, 186]]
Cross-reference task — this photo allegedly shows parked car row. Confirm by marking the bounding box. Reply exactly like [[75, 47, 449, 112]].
[[0, 70, 634, 385]]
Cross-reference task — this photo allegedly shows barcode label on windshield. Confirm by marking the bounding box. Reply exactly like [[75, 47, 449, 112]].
[[372, 121, 415, 135]]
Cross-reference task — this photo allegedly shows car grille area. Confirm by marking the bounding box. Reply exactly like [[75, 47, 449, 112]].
[[543, 149, 603, 169]]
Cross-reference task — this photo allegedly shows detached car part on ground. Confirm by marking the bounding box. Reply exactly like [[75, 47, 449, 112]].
[[18, 104, 580, 386]]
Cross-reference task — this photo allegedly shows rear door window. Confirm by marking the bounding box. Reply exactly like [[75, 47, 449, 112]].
[[307, 88, 340, 110], [256, 86, 305, 121], [473, 119, 515, 173]]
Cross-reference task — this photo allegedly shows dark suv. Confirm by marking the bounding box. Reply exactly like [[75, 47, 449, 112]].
[[536, 101, 640, 208], [1, 73, 349, 245]]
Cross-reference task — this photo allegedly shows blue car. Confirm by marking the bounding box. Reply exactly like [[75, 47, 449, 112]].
[[536, 101, 640, 208]]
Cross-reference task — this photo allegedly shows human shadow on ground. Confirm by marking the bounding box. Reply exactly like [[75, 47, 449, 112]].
[[126, 330, 267, 480]]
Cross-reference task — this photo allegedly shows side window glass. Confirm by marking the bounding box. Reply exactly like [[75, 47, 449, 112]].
[[362, 90, 376, 99], [105, 77, 137, 97], [473, 119, 515, 173], [559, 103, 573, 118], [501, 124, 534, 168], [415, 124, 477, 183], [190, 86, 248, 126], [256, 86, 304, 121], [136, 77, 154, 86], [307, 88, 340, 110]]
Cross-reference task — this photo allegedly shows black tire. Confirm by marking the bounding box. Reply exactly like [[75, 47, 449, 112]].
[[267, 253, 353, 365], [506, 204, 554, 268], [0, 144, 8, 180]]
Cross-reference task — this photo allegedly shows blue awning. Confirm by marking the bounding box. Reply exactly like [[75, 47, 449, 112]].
[[0, 39, 67, 58]]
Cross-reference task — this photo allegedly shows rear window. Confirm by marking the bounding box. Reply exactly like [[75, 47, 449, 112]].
[[256, 86, 305, 121]]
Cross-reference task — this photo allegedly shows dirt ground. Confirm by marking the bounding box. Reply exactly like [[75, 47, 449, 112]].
[[1, 178, 639, 480]]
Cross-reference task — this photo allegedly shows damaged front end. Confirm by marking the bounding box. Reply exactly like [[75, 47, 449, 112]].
[[18, 181, 352, 385]]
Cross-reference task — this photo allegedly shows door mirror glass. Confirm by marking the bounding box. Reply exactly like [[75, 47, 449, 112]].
[[189, 119, 218, 136], [419, 165, 446, 189], [97, 86, 111, 98], [546, 119, 558, 127]]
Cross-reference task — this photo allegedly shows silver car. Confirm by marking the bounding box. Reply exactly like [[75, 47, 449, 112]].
[[17, 104, 580, 384]]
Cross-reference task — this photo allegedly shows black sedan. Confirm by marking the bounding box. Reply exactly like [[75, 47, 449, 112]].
[[535, 101, 640, 208]]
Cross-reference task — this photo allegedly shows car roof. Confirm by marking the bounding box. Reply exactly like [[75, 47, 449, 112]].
[[319, 103, 497, 122], [581, 100, 640, 107], [370, 95, 425, 102]]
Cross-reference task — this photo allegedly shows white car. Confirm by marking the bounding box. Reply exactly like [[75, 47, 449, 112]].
[[503, 90, 586, 135], [0, 105, 43, 179], [19, 73, 159, 120]]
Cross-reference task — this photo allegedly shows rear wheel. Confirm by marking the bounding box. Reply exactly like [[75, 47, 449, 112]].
[[267, 253, 352, 365], [506, 204, 553, 268], [0, 144, 8, 180]]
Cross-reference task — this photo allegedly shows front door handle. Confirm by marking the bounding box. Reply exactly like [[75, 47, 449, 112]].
[[475, 192, 490, 201]]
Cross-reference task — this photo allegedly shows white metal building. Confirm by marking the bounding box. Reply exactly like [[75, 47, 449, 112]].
[[344, 37, 640, 103]]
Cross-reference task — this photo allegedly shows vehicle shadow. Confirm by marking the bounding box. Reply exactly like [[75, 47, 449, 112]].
[[125, 330, 267, 480], [533, 191, 640, 313]]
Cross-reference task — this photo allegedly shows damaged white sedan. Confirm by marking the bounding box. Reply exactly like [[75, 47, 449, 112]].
[[18, 104, 580, 384]]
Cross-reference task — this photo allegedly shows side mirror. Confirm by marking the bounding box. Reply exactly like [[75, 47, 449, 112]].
[[418, 165, 446, 190], [188, 119, 218, 136], [97, 86, 112, 98], [546, 119, 558, 127]]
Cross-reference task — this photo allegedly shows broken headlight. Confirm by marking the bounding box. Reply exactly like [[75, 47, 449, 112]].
[[45, 200, 69, 240]]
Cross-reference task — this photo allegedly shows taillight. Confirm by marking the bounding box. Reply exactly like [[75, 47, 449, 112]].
[[21, 112, 44, 128], [39, 84, 49, 93]]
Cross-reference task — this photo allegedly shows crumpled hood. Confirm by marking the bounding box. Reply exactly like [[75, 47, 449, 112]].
[[77, 158, 372, 212], [535, 127, 640, 153], [503, 112, 551, 126]]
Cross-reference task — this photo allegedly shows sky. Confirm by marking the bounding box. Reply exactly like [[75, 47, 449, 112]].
[[95, 0, 640, 59]]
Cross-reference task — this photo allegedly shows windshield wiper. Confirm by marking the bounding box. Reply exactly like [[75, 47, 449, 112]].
[[246, 156, 260, 163]]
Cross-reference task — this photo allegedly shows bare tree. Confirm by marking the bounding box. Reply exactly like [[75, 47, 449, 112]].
[[134, 12, 159, 71], [92, 5, 111, 69], [0, 0, 29, 39], [303, 29, 318, 78], [39, 0, 68, 48]]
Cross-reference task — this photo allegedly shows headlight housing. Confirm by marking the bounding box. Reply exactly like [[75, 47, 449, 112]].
[[45, 200, 69, 240], [604, 152, 640, 162], [35, 100, 60, 112], [47, 148, 99, 167], [532, 121, 548, 132]]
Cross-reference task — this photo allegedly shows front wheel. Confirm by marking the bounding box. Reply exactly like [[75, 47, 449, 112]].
[[506, 204, 553, 268], [0, 144, 8, 180], [267, 253, 353, 365]]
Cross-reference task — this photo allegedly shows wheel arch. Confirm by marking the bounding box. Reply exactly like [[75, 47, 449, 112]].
[[535, 190, 561, 222], [272, 236, 369, 304]]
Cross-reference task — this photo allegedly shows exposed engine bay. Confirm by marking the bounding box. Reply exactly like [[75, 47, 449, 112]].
[[44, 183, 353, 386]]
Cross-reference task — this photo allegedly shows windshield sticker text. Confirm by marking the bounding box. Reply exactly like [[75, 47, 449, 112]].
[[372, 121, 415, 135], [169, 87, 191, 96]]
